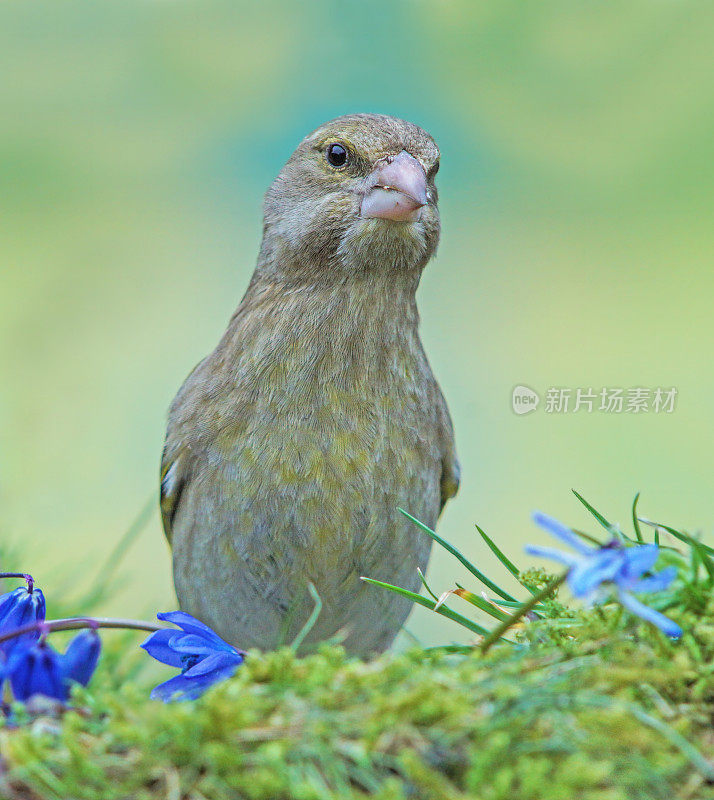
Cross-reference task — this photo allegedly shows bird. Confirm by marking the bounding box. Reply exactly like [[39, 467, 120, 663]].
[[160, 113, 459, 657]]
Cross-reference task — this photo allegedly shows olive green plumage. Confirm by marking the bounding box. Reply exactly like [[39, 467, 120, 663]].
[[160, 113, 459, 656]]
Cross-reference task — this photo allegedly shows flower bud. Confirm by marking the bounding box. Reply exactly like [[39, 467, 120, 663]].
[[7, 642, 67, 702], [0, 586, 46, 656], [61, 630, 101, 687], [7, 630, 102, 704]]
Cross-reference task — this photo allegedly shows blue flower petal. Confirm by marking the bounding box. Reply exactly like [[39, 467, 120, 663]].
[[169, 633, 235, 656], [150, 672, 210, 702], [7, 643, 67, 702], [61, 631, 101, 687], [157, 611, 232, 648], [182, 651, 242, 679], [568, 550, 623, 598], [0, 588, 23, 622], [0, 587, 46, 657], [532, 512, 594, 556], [524, 545, 581, 568], [197, 658, 243, 685], [630, 566, 677, 595], [618, 591, 682, 638], [150, 660, 240, 702], [140, 629, 185, 667], [619, 545, 660, 581]]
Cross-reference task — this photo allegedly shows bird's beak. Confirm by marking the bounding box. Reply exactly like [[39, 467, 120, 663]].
[[360, 151, 428, 223]]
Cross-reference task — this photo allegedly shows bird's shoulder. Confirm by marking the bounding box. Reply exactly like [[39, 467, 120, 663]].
[[432, 380, 459, 513]]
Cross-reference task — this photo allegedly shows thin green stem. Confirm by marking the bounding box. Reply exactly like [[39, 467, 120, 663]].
[[0, 617, 164, 647], [290, 583, 322, 653], [480, 572, 568, 655], [631, 492, 644, 543]]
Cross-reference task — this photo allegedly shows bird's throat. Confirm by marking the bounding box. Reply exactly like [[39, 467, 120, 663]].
[[223, 271, 423, 392]]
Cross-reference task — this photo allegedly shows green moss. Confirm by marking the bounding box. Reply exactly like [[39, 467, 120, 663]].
[[1, 598, 713, 800]]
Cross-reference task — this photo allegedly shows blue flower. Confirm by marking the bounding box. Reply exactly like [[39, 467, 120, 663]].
[[6, 630, 101, 703], [141, 611, 245, 702], [6, 642, 65, 702], [527, 512, 682, 638], [60, 630, 102, 688], [0, 586, 46, 657]]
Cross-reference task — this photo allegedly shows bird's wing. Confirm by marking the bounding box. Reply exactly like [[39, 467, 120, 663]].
[[159, 355, 214, 545], [159, 443, 188, 546], [436, 390, 460, 516], [158, 306, 254, 546], [159, 366, 211, 547]]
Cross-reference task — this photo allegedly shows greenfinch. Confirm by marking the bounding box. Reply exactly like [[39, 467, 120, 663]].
[[160, 114, 459, 656]]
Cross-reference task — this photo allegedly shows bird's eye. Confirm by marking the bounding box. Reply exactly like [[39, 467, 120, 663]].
[[326, 143, 348, 168], [427, 159, 440, 180]]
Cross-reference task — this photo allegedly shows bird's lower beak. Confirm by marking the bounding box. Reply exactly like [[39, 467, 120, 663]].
[[360, 150, 428, 223]]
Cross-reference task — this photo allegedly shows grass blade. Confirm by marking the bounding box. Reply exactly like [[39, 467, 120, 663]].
[[641, 520, 714, 557], [690, 546, 701, 585], [361, 577, 494, 638], [290, 582, 322, 652], [482, 597, 546, 613], [416, 567, 439, 602], [632, 493, 644, 543], [571, 490, 613, 532], [398, 509, 517, 602], [672, 533, 714, 583], [474, 523, 531, 589], [467, 589, 544, 619], [423, 644, 476, 655], [570, 528, 604, 547], [452, 587, 511, 622]]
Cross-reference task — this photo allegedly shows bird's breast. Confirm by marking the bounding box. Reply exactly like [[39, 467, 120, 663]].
[[199, 320, 442, 554]]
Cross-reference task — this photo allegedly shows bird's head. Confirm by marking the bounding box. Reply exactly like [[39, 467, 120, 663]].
[[259, 114, 441, 284]]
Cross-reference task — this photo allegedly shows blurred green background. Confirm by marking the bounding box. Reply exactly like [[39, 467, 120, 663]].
[[2, 1, 713, 648]]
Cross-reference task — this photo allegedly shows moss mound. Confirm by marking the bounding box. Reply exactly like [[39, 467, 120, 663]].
[[1, 595, 713, 800]]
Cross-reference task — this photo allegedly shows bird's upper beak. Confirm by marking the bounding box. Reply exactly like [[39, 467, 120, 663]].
[[360, 151, 428, 223]]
